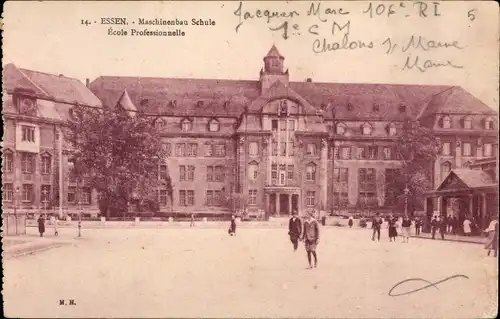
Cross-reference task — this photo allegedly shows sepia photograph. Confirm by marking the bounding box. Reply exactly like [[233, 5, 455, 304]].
[[2, 1, 499, 318]]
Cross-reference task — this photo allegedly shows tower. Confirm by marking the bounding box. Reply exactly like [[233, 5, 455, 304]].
[[260, 45, 289, 93]]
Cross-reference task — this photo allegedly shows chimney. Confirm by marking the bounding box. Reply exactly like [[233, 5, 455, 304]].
[[59, 74, 64, 77], [306, 78, 312, 83], [85, 78, 90, 87]]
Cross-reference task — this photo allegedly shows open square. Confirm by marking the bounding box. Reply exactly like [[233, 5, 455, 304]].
[[3, 226, 498, 318]]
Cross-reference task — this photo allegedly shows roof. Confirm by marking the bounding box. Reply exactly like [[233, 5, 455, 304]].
[[265, 45, 284, 59], [437, 168, 496, 191], [2, 63, 102, 107], [418, 86, 496, 118]]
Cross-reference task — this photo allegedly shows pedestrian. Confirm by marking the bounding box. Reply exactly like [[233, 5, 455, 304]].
[[451, 216, 457, 234], [348, 216, 354, 228], [228, 215, 237, 236], [301, 212, 320, 269], [463, 217, 472, 236], [371, 213, 383, 241], [447, 215, 453, 233], [288, 211, 302, 251], [388, 215, 398, 242], [37, 214, 45, 237], [54, 215, 59, 236], [190, 213, 195, 227], [415, 217, 421, 236], [431, 216, 439, 239], [401, 215, 412, 243], [484, 215, 498, 257], [439, 216, 446, 240]]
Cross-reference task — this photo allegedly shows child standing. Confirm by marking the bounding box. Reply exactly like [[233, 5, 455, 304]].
[[301, 212, 320, 269]]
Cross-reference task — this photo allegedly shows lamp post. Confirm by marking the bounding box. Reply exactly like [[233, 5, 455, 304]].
[[78, 200, 82, 237], [14, 186, 20, 235]]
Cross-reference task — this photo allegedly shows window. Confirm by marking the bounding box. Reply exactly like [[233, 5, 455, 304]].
[[159, 165, 168, 180], [207, 166, 214, 182], [215, 144, 226, 157], [176, 143, 185, 157], [271, 164, 278, 181], [359, 192, 377, 207], [442, 116, 452, 129], [159, 190, 168, 206], [208, 119, 220, 132], [306, 143, 317, 156], [388, 123, 397, 136], [280, 142, 286, 156], [288, 120, 295, 131], [3, 183, 13, 201], [248, 189, 258, 205], [340, 147, 351, 159], [383, 147, 392, 160], [68, 186, 76, 203], [347, 103, 353, 111], [164, 143, 172, 157], [187, 190, 194, 206], [179, 166, 186, 181], [484, 143, 493, 157], [82, 187, 91, 204], [288, 142, 294, 156], [206, 190, 222, 206], [442, 162, 451, 178], [306, 191, 315, 206], [155, 119, 165, 129], [442, 142, 451, 156], [184, 165, 194, 181], [333, 168, 348, 182], [463, 142, 472, 156], [3, 153, 13, 172], [181, 119, 192, 131], [22, 184, 33, 202], [179, 190, 186, 206], [359, 168, 376, 191], [41, 155, 51, 174], [362, 123, 372, 135], [357, 147, 367, 160], [187, 143, 198, 157], [68, 159, 77, 183], [463, 117, 472, 129], [399, 104, 406, 113], [214, 166, 224, 182], [287, 165, 294, 180], [248, 142, 259, 156], [336, 123, 346, 135], [279, 164, 286, 185], [41, 185, 51, 203], [485, 118, 494, 130], [272, 142, 278, 156], [179, 190, 193, 206], [333, 192, 348, 207], [248, 162, 259, 180], [280, 119, 286, 131], [204, 143, 213, 157], [306, 163, 316, 181], [21, 153, 34, 174], [368, 146, 378, 160], [272, 120, 278, 131], [21, 126, 35, 142]]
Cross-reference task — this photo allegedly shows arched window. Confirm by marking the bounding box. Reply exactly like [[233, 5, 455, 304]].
[[306, 163, 316, 181], [248, 161, 259, 180], [387, 123, 397, 136], [442, 116, 452, 129], [485, 117, 495, 130], [208, 119, 220, 132], [181, 118, 193, 132], [336, 123, 346, 135], [441, 161, 451, 179], [361, 123, 373, 135], [463, 116, 472, 129]]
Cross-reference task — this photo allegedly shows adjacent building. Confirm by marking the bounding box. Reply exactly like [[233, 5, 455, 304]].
[[2, 46, 498, 221]]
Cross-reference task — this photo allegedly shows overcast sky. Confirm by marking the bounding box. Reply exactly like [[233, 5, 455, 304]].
[[3, 1, 498, 110]]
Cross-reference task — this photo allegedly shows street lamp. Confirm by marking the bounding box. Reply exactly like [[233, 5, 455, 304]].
[[14, 186, 20, 235]]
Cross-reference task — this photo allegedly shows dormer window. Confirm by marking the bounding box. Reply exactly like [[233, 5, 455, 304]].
[[485, 117, 495, 130], [155, 119, 166, 129], [387, 123, 397, 136], [399, 104, 406, 113], [442, 115, 452, 129], [169, 100, 177, 108], [336, 123, 346, 135], [14, 90, 37, 116], [463, 116, 472, 129], [347, 103, 354, 111], [361, 123, 373, 135], [373, 103, 380, 112], [197, 100, 204, 107], [320, 103, 326, 111], [181, 118, 193, 132], [208, 119, 220, 132]]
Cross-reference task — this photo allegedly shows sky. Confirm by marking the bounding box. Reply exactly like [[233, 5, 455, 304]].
[[3, 1, 499, 110]]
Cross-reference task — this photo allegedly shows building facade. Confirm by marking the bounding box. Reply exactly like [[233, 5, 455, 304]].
[[3, 46, 498, 218]]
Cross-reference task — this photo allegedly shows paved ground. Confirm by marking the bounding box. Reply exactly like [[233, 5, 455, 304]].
[[3, 226, 498, 318]]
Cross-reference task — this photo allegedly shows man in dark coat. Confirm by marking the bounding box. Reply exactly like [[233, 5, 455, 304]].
[[37, 214, 46, 237], [288, 211, 302, 251]]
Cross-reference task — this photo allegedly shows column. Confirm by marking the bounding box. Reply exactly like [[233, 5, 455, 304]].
[[481, 193, 488, 229], [468, 194, 473, 217], [440, 197, 448, 217], [276, 193, 280, 216], [265, 193, 270, 215], [288, 194, 292, 214]]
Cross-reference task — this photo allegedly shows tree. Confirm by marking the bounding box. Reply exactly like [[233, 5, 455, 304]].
[[392, 118, 441, 216], [64, 104, 172, 218]]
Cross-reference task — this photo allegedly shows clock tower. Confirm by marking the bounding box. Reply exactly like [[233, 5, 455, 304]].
[[259, 45, 289, 93]]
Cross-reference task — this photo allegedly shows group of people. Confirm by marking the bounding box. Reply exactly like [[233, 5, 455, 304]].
[[288, 211, 320, 269], [36, 214, 59, 237], [370, 213, 414, 243]]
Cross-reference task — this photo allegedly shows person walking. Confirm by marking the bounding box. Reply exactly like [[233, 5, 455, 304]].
[[288, 211, 302, 251], [372, 213, 383, 241], [401, 215, 412, 243], [463, 217, 472, 236], [348, 216, 354, 228], [190, 213, 195, 227], [388, 215, 398, 242], [37, 214, 46, 237], [484, 215, 498, 257], [439, 215, 446, 240], [431, 216, 439, 239], [414, 217, 421, 236], [447, 215, 453, 233], [301, 212, 320, 269], [54, 215, 59, 236], [228, 215, 237, 236]]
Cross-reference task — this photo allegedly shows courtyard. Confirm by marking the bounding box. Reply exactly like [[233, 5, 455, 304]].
[[3, 226, 498, 318]]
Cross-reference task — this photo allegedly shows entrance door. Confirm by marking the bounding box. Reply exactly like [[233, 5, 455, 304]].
[[269, 193, 277, 215], [292, 194, 299, 213], [279, 194, 289, 215]]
